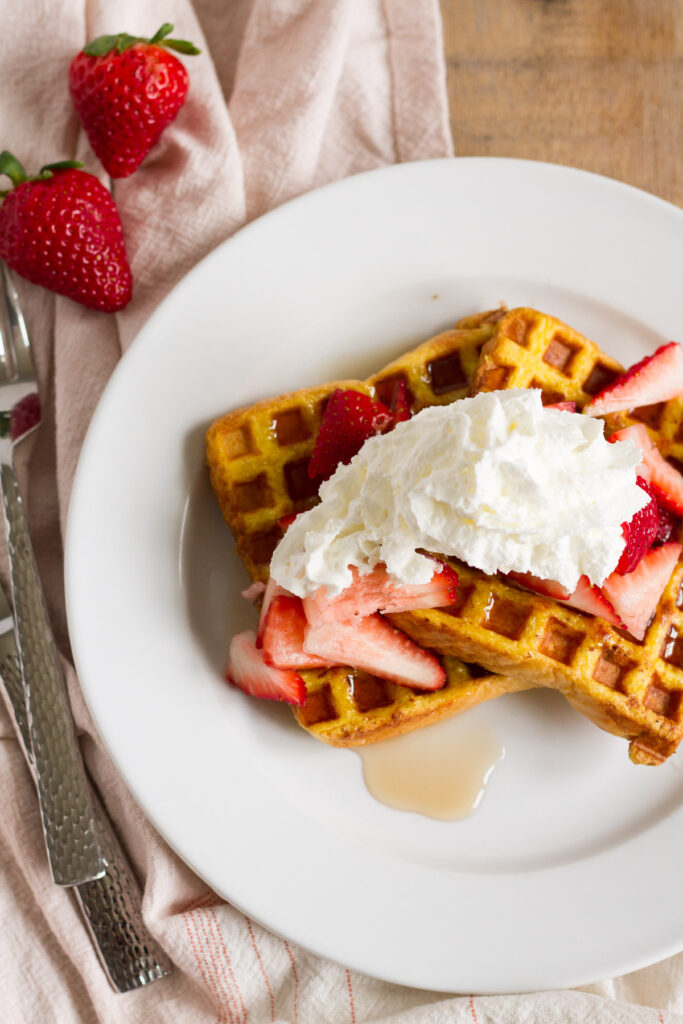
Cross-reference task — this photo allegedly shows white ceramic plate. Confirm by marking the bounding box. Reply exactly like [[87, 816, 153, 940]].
[[66, 158, 683, 994]]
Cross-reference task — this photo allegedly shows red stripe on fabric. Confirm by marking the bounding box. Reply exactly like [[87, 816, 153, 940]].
[[284, 941, 299, 1024], [345, 969, 357, 1023], [195, 906, 239, 1024], [469, 994, 479, 1023], [182, 904, 225, 1024], [246, 917, 276, 1021], [179, 891, 216, 914], [206, 904, 249, 1024]]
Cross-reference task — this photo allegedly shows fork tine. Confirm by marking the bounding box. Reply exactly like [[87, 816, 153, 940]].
[[0, 264, 18, 382], [0, 262, 31, 379]]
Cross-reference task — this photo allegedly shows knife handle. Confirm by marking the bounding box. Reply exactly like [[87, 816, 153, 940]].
[[1, 462, 106, 885]]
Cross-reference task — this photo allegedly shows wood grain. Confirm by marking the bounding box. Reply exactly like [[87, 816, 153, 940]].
[[440, 0, 683, 207]]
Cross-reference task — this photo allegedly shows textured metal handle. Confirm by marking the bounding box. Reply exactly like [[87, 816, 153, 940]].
[[74, 796, 174, 992], [1, 462, 106, 885], [0, 647, 173, 991]]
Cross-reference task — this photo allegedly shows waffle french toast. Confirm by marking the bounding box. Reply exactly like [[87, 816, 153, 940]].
[[207, 309, 505, 584], [388, 309, 683, 765], [206, 310, 531, 746]]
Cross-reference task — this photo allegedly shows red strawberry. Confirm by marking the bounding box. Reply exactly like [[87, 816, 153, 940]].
[[303, 563, 459, 625], [506, 571, 570, 601], [226, 630, 305, 704], [241, 580, 266, 603], [303, 614, 446, 690], [69, 24, 200, 179], [602, 542, 681, 640], [562, 576, 623, 628], [262, 595, 331, 669], [546, 401, 577, 412], [0, 153, 132, 312], [585, 342, 683, 416], [308, 389, 393, 481], [655, 503, 677, 544], [9, 392, 41, 441], [616, 477, 659, 574], [609, 424, 683, 515], [256, 577, 288, 645], [508, 571, 623, 627], [389, 378, 412, 422]]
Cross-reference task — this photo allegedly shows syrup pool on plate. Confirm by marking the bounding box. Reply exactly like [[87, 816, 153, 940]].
[[355, 713, 504, 821]]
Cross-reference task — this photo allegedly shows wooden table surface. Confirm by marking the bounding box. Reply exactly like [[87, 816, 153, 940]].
[[440, 0, 682, 208]]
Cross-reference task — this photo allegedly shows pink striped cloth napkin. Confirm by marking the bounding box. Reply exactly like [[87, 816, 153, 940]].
[[0, 1, 682, 1021]]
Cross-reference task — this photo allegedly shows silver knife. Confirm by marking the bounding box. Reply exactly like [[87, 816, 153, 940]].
[[0, 585, 173, 991]]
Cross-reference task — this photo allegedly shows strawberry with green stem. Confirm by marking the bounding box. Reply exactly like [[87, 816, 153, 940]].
[[69, 23, 200, 178], [0, 152, 132, 312]]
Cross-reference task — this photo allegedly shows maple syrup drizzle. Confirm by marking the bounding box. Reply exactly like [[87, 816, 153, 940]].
[[356, 715, 504, 821]]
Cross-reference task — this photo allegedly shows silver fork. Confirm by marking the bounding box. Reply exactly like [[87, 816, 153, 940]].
[[0, 261, 106, 885]]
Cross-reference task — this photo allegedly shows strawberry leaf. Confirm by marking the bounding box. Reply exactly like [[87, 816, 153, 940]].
[[83, 34, 131, 57], [0, 151, 27, 188], [148, 23, 175, 45], [163, 39, 201, 55]]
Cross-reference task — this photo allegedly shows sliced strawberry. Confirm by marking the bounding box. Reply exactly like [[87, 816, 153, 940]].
[[506, 571, 570, 600], [303, 614, 446, 690], [226, 630, 305, 704], [303, 563, 458, 625], [546, 401, 576, 412], [508, 571, 622, 627], [308, 389, 393, 482], [256, 577, 288, 645], [390, 378, 412, 422], [655, 502, 677, 544], [262, 595, 331, 669], [609, 424, 683, 515], [561, 576, 623, 627], [616, 477, 659, 574], [602, 542, 681, 640], [241, 580, 266, 603], [278, 513, 297, 531], [585, 342, 683, 416]]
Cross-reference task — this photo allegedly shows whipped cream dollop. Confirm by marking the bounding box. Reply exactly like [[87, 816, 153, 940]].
[[270, 389, 649, 596]]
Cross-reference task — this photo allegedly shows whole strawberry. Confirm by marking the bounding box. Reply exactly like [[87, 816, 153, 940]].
[[0, 152, 132, 312], [69, 23, 200, 178]]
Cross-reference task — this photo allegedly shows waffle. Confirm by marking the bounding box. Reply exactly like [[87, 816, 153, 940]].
[[206, 309, 532, 746], [388, 308, 683, 764], [206, 308, 506, 584], [295, 659, 531, 746]]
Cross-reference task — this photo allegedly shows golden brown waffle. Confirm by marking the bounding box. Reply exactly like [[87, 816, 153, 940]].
[[472, 304, 683, 472], [387, 308, 683, 764], [206, 309, 531, 746], [294, 659, 531, 746], [206, 309, 506, 585], [389, 553, 683, 765], [471, 307, 624, 407]]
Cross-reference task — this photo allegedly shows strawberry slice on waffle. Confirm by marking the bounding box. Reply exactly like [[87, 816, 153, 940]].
[[227, 630, 306, 704], [261, 595, 331, 669], [610, 424, 683, 515], [303, 614, 446, 690], [303, 563, 458, 625], [585, 341, 683, 416], [602, 542, 682, 640]]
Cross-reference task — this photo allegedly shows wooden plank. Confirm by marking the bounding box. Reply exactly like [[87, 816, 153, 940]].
[[440, 0, 683, 207]]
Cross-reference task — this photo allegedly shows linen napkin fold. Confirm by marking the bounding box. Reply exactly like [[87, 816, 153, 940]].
[[0, 1, 682, 1021]]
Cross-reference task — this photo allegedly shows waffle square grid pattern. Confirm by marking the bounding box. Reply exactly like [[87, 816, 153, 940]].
[[206, 307, 683, 761], [389, 308, 683, 765], [206, 310, 528, 746]]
